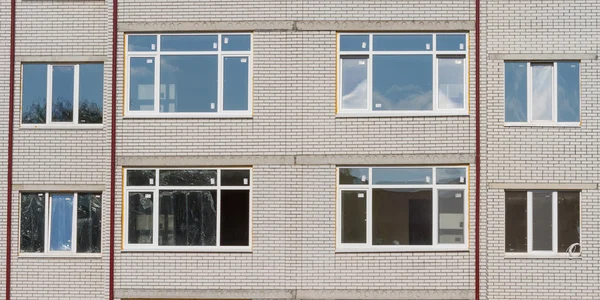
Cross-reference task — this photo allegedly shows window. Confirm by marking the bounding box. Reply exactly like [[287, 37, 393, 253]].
[[20, 192, 102, 255], [337, 33, 468, 116], [505, 61, 580, 125], [505, 191, 580, 254], [337, 166, 468, 251], [21, 63, 104, 125], [126, 34, 252, 117], [124, 168, 251, 251]]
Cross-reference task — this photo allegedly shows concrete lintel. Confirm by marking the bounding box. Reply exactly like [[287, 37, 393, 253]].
[[13, 184, 105, 192], [296, 20, 475, 31], [16, 55, 107, 63], [115, 289, 473, 299], [489, 53, 598, 61], [489, 183, 597, 190], [118, 155, 295, 167], [119, 21, 294, 32], [296, 154, 474, 165]]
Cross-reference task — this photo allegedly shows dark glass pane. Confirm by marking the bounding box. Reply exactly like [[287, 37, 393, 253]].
[[339, 168, 369, 184], [50, 194, 74, 251], [505, 62, 527, 122], [532, 191, 553, 251], [505, 191, 527, 252], [436, 168, 467, 184], [372, 55, 433, 111], [220, 190, 250, 246], [159, 190, 217, 246], [127, 170, 156, 186], [159, 55, 218, 112], [438, 190, 464, 244], [372, 168, 432, 185], [222, 34, 251, 51], [22, 64, 47, 124], [128, 35, 157, 51], [341, 191, 366, 243], [79, 63, 104, 124], [161, 35, 218, 51], [372, 189, 432, 245], [558, 191, 580, 252], [20, 193, 45, 253], [76, 193, 102, 253], [223, 56, 249, 111], [339, 35, 369, 51], [436, 34, 466, 51], [160, 169, 217, 186], [129, 57, 155, 111], [221, 170, 250, 186], [373, 34, 432, 51], [128, 192, 153, 244], [557, 62, 580, 122], [51, 66, 74, 122]]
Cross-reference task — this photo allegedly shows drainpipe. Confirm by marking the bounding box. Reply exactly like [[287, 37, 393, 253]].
[[109, 0, 118, 297], [475, 0, 481, 299], [6, 0, 16, 296]]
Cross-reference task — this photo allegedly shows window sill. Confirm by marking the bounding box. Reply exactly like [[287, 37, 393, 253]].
[[20, 124, 104, 130], [121, 246, 252, 253], [123, 113, 252, 119], [504, 252, 581, 259], [18, 253, 102, 259], [336, 245, 468, 253], [504, 122, 580, 127], [336, 111, 469, 118]]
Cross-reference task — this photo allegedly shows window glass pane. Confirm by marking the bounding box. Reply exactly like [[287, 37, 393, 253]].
[[159, 169, 217, 186], [438, 57, 465, 109], [531, 64, 553, 121], [22, 64, 47, 124], [340, 56, 368, 110], [339, 168, 369, 185], [341, 191, 366, 243], [372, 168, 432, 185], [373, 55, 433, 111], [372, 189, 432, 245], [51, 66, 74, 122], [127, 170, 156, 186], [438, 190, 464, 244], [221, 170, 250, 186], [159, 190, 217, 246], [505, 62, 527, 122], [160, 55, 218, 113], [129, 57, 155, 111], [222, 34, 251, 51], [557, 191, 579, 252], [128, 192, 154, 244], [79, 64, 104, 124], [532, 191, 553, 251], [436, 34, 466, 51], [505, 191, 527, 252], [20, 193, 45, 253], [339, 35, 369, 51], [76, 193, 102, 253], [223, 56, 249, 111], [128, 35, 157, 51], [557, 62, 580, 122], [50, 194, 74, 251], [436, 168, 466, 184], [160, 35, 218, 51], [373, 34, 432, 51], [220, 190, 250, 246]]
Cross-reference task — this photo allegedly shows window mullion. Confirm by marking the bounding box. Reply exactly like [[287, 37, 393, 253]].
[[527, 191, 533, 253], [153, 189, 159, 247], [46, 65, 53, 124], [216, 169, 221, 246], [552, 191, 558, 253], [432, 187, 439, 246], [45, 193, 50, 253], [367, 53, 373, 112], [154, 54, 160, 114], [527, 63, 532, 122], [552, 62, 558, 123], [72, 192, 78, 254], [432, 35, 438, 112], [73, 65, 80, 125], [366, 167, 373, 246], [218, 53, 224, 113]]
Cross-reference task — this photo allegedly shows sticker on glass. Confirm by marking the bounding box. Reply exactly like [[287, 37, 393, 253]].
[[455, 193, 462, 198], [149, 178, 154, 185], [213, 42, 217, 49], [425, 43, 431, 50], [361, 175, 367, 182], [145, 194, 151, 198], [361, 42, 367, 49], [151, 44, 156, 50], [358, 60, 366, 65], [224, 37, 229, 44], [375, 103, 382, 108], [243, 178, 248, 185], [210, 103, 215, 109], [425, 176, 430, 183], [358, 193, 364, 198], [459, 176, 465, 183], [459, 43, 464, 50], [146, 59, 153, 64], [241, 58, 247, 63], [210, 178, 215, 184]]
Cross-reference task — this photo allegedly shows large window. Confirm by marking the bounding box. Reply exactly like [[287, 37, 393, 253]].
[[126, 33, 252, 117], [20, 192, 102, 255], [21, 63, 104, 125], [338, 33, 468, 116], [505, 61, 580, 125], [505, 191, 580, 255], [337, 166, 468, 251], [124, 168, 251, 251]]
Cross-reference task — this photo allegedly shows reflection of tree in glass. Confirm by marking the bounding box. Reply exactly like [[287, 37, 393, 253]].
[[52, 97, 73, 122], [79, 99, 103, 123], [22, 98, 46, 124]]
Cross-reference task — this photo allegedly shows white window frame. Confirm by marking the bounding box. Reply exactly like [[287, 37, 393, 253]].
[[336, 166, 469, 252], [18, 192, 102, 257], [505, 190, 581, 257], [337, 33, 469, 117], [125, 33, 253, 118], [21, 63, 104, 129], [123, 167, 252, 252], [504, 61, 581, 127]]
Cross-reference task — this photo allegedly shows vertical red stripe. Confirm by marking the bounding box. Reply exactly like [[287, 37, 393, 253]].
[[109, 0, 118, 298], [6, 0, 16, 297], [475, 0, 481, 299]]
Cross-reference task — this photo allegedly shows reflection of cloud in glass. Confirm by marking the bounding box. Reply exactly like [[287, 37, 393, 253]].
[[373, 85, 433, 110], [341, 58, 368, 109], [532, 65, 553, 120], [438, 58, 464, 109], [505, 62, 527, 122], [342, 80, 368, 109], [130, 66, 153, 77]]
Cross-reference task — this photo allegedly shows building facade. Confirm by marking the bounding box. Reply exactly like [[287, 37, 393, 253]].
[[0, 0, 597, 299]]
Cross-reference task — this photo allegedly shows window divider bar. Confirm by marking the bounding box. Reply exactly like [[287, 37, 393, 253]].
[[46, 65, 53, 125], [44, 193, 50, 253], [216, 170, 222, 246], [552, 191, 558, 253], [71, 192, 78, 254], [73, 65, 80, 125], [153, 54, 160, 114], [152, 189, 159, 247], [526, 62, 532, 122], [527, 191, 533, 253], [552, 62, 558, 122], [218, 54, 224, 113], [432, 186, 439, 246]]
